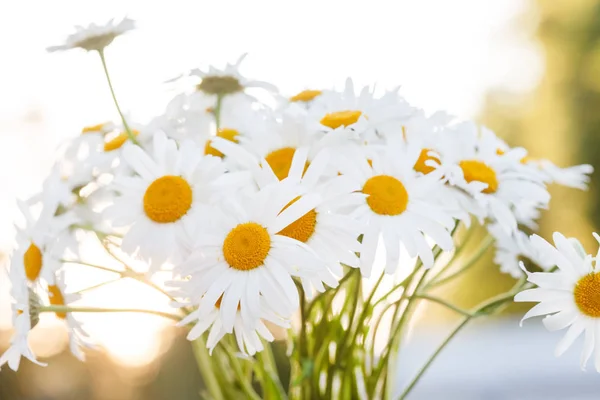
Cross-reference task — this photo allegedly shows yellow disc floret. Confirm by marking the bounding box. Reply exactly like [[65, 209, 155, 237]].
[[363, 175, 409, 216], [277, 196, 317, 243], [574, 273, 600, 318], [204, 128, 240, 158], [459, 160, 499, 194], [24, 242, 43, 282], [264, 147, 309, 181], [104, 130, 140, 152], [320, 110, 362, 130], [290, 90, 322, 103], [143, 176, 193, 223], [48, 285, 67, 319], [82, 122, 108, 134], [223, 222, 271, 271], [414, 148, 440, 175]]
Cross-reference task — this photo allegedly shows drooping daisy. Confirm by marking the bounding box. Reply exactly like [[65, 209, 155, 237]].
[[177, 294, 290, 355], [0, 264, 45, 371], [104, 131, 250, 266], [336, 143, 456, 276], [47, 18, 135, 53], [515, 232, 600, 371], [46, 271, 94, 360], [438, 122, 550, 234], [488, 223, 554, 278], [177, 179, 328, 334]]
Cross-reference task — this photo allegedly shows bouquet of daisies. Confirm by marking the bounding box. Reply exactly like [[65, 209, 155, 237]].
[[2, 18, 598, 400]]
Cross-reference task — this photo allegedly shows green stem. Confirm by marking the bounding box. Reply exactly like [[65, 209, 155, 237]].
[[74, 278, 121, 294], [259, 344, 289, 400], [214, 94, 224, 131], [192, 337, 225, 400], [426, 235, 494, 289], [220, 343, 262, 400], [97, 49, 139, 145], [397, 316, 471, 400], [38, 305, 181, 321], [412, 294, 474, 317]]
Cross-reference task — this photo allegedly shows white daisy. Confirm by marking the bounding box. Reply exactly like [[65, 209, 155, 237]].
[[47, 271, 94, 361], [336, 143, 456, 276], [176, 179, 328, 334], [104, 132, 250, 266], [525, 159, 593, 190], [258, 147, 365, 295], [515, 232, 600, 372], [47, 18, 135, 53], [177, 294, 289, 355], [488, 223, 554, 278], [0, 264, 45, 371], [438, 122, 550, 234], [14, 199, 77, 285], [306, 79, 414, 142]]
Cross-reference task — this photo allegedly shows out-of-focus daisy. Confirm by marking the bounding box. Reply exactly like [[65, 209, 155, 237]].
[[524, 159, 593, 190], [14, 200, 77, 285], [177, 179, 327, 334], [47, 271, 94, 360], [177, 294, 289, 355], [0, 265, 45, 371], [440, 123, 550, 234], [337, 144, 455, 276], [488, 223, 554, 278], [289, 89, 322, 104], [47, 18, 135, 53], [104, 132, 249, 266], [515, 232, 600, 372], [306, 79, 413, 142]]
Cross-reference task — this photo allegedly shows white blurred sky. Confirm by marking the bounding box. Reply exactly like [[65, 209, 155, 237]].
[[0, 0, 543, 364]]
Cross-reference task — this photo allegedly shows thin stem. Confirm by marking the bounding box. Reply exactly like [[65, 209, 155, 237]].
[[214, 94, 224, 131], [192, 337, 225, 400], [259, 343, 289, 400], [397, 316, 471, 400], [74, 278, 121, 294], [97, 49, 139, 145], [61, 259, 123, 275], [427, 235, 494, 289], [412, 294, 474, 318], [220, 343, 262, 400], [38, 305, 181, 322]]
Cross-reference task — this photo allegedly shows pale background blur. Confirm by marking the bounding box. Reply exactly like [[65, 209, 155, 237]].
[[1, 0, 599, 399]]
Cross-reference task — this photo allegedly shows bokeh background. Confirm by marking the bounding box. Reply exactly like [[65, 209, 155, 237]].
[[1, 0, 600, 399]]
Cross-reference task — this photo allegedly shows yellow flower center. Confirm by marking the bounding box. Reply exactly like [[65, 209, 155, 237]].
[[143, 176, 193, 223], [48, 285, 67, 319], [82, 122, 108, 134], [276, 196, 317, 243], [197, 76, 243, 95], [23, 242, 42, 282], [320, 110, 362, 130], [264, 147, 309, 181], [459, 160, 498, 194], [204, 128, 240, 158], [290, 90, 322, 103], [104, 130, 140, 152], [496, 148, 505, 156], [414, 148, 440, 175], [223, 222, 271, 271], [363, 175, 409, 216], [574, 273, 600, 318]]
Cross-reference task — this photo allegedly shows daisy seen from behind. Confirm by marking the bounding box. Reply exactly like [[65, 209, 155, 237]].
[[47, 18, 135, 53]]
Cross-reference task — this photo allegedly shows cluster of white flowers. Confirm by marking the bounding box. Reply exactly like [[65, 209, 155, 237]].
[[2, 18, 598, 373]]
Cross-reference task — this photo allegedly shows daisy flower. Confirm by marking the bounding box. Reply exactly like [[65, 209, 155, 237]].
[[47, 18, 135, 53], [336, 143, 456, 276], [104, 132, 250, 266], [439, 123, 550, 234], [177, 294, 290, 355], [515, 232, 600, 371], [488, 223, 554, 278], [177, 179, 328, 334], [0, 264, 45, 371], [525, 159, 593, 190], [259, 147, 365, 295], [46, 271, 94, 361], [306, 78, 413, 141], [14, 200, 77, 285]]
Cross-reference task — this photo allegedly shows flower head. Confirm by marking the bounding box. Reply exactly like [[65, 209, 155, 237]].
[[47, 18, 135, 53]]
